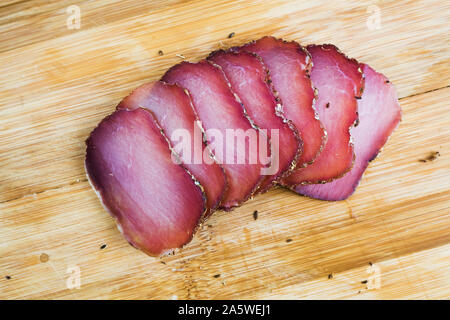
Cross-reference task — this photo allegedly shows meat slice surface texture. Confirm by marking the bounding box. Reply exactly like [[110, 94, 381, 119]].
[[295, 64, 401, 200], [283, 44, 364, 185], [85, 108, 206, 256], [162, 60, 269, 210], [208, 50, 302, 193], [117, 81, 226, 217], [240, 36, 325, 167]]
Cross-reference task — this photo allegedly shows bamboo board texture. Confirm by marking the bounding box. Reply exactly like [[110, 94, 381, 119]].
[[0, 0, 449, 300]]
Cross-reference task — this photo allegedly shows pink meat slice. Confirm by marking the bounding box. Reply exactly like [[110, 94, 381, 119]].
[[85, 108, 206, 256], [162, 60, 269, 210], [283, 44, 364, 185], [207, 50, 303, 193], [117, 81, 226, 217], [240, 36, 325, 167], [295, 64, 401, 200]]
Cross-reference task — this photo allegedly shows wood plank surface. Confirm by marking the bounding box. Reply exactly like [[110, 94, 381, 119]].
[[0, 0, 449, 299]]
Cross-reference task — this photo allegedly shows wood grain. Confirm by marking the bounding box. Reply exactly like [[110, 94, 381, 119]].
[[0, 0, 449, 299], [1, 0, 449, 202], [1, 87, 449, 299]]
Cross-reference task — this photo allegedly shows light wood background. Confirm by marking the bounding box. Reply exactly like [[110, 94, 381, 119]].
[[0, 0, 449, 300]]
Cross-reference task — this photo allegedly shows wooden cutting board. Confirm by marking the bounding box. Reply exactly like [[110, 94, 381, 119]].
[[0, 0, 449, 299]]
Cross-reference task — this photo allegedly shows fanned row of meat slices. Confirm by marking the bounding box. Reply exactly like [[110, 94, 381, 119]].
[[85, 37, 401, 256]]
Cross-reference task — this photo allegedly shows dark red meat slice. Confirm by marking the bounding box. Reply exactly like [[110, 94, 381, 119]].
[[85, 108, 206, 256], [239, 36, 325, 167], [295, 64, 401, 200], [207, 50, 302, 193], [283, 44, 364, 185], [162, 60, 269, 210], [117, 81, 226, 217]]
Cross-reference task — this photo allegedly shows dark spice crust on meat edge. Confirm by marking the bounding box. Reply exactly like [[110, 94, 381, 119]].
[[85, 108, 208, 257], [238, 36, 328, 170], [294, 66, 401, 201], [206, 48, 304, 193], [208, 59, 271, 206], [162, 60, 271, 211], [281, 42, 366, 188], [116, 81, 228, 217]]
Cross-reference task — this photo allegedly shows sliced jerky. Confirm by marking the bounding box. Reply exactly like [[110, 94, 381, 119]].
[[239, 36, 325, 167], [296, 64, 401, 200], [85, 108, 206, 256], [162, 60, 269, 210], [117, 81, 226, 217], [283, 44, 364, 185], [208, 50, 302, 193]]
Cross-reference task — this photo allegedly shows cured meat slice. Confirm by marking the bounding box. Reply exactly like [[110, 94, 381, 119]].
[[162, 61, 269, 210], [207, 50, 302, 193], [283, 44, 364, 185], [240, 36, 325, 167], [295, 64, 401, 200], [117, 81, 226, 217], [85, 108, 206, 256]]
